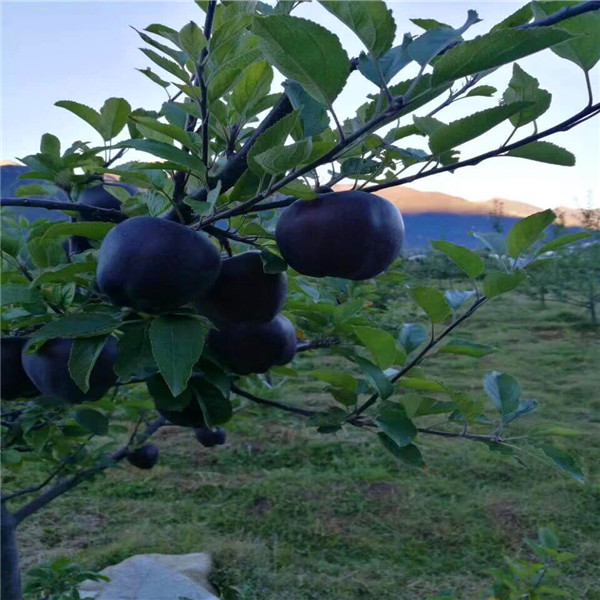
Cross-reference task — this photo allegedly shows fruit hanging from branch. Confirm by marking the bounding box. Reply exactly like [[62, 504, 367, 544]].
[[195, 426, 226, 448], [96, 216, 221, 313], [126, 443, 160, 469], [208, 314, 297, 375], [21, 337, 118, 404], [198, 250, 287, 324], [276, 190, 404, 280], [0, 338, 40, 401]]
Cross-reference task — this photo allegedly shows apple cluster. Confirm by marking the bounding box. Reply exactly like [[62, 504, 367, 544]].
[[1, 184, 404, 455]]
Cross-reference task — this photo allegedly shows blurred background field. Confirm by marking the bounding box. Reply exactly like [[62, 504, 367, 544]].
[[13, 285, 599, 600]]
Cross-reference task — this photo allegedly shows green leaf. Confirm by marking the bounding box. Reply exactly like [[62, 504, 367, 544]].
[[75, 408, 109, 436], [231, 61, 274, 121], [440, 339, 498, 358], [55, 101, 102, 136], [408, 10, 480, 66], [115, 322, 157, 382], [15, 183, 56, 197], [283, 80, 329, 137], [1, 284, 42, 306], [530, 425, 580, 437], [503, 398, 538, 424], [135, 27, 188, 65], [29, 313, 122, 348], [465, 85, 497, 97], [444, 289, 476, 312], [532, 1, 600, 72], [376, 405, 417, 447], [353, 326, 397, 369], [483, 269, 526, 298], [247, 110, 299, 173], [319, 0, 396, 58], [506, 209, 556, 258], [471, 230, 507, 256], [137, 68, 171, 89], [42, 221, 116, 241], [98, 98, 131, 140], [431, 27, 574, 85], [1, 234, 20, 257], [431, 240, 485, 278], [253, 139, 313, 174], [483, 371, 520, 414], [539, 444, 584, 483], [117, 139, 205, 173], [311, 370, 357, 392], [150, 316, 206, 397], [31, 262, 96, 287], [279, 179, 318, 200], [491, 4, 532, 30], [147, 373, 193, 411], [448, 390, 486, 421], [410, 18, 452, 31], [69, 335, 111, 393], [193, 380, 232, 426], [537, 231, 589, 254], [355, 356, 393, 400], [503, 63, 552, 127], [140, 48, 191, 83], [130, 116, 192, 147], [429, 102, 531, 155], [145, 23, 181, 46], [253, 15, 350, 104], [399, 323, 428, 354], [505, 141, 575, 166], [260, 248, 287, 274], [378, 435, 426, 469], [40, 133, 61, 156], [27, 237, 65, 269], [178, 20, 207, 62], [410, 286, 451, 323]]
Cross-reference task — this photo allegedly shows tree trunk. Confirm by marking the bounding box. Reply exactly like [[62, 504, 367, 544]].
[[1, 503, 22, 600]]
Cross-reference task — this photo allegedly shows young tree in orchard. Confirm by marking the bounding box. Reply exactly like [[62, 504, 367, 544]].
[[2, 1, 599, 597]]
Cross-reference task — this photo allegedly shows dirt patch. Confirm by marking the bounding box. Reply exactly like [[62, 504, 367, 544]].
[[248, 497, 272, 516], [487, 499, 524, 544], [364, 482, 400, 500], [535, 329, 565, 340]]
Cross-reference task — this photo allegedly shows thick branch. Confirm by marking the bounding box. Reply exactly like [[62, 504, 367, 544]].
[[0, 197, 127, 223], [13, 417, 166, 524], [363, 103, 600, 194]]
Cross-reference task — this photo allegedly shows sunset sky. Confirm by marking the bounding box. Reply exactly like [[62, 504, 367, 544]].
[[2, 1, 599, 210]]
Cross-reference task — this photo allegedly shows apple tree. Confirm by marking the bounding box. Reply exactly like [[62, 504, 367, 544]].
[[2, 1, 600, 598]]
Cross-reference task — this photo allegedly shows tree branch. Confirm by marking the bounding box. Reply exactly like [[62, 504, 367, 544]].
[[231, 384, 317, 417], [354, 296, 488, 416], [12, 417, 166, 524], [296, 337, 341, 352], [363, 103, 600, 194], [200, 1, 217, 168], [0, 197, 127, 223]]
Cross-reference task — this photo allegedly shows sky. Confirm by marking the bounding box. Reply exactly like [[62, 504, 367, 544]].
[[1, 1, 599, 210]]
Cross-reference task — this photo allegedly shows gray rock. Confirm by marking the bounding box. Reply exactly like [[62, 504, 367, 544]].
[[79, 553, 218, 600]]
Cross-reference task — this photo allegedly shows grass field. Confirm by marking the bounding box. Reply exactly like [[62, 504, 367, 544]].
[[14, 294, 600, 599]]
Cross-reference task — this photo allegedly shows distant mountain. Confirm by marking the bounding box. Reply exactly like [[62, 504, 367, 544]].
[[335, 185, 583, 249], [1, 163, 582, 248]]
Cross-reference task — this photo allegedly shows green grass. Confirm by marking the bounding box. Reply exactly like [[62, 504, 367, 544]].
[[13, 295, 600, 599]]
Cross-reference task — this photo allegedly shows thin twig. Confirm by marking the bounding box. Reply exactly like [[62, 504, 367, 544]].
[[13, 417, 166, 524], [353, 296, 488, 417], [363, 102, 600, 194], [0, 198, 127, 222]]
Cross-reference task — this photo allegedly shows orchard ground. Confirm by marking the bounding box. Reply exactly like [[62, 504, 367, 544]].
[[13, 294, 599, 599]]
